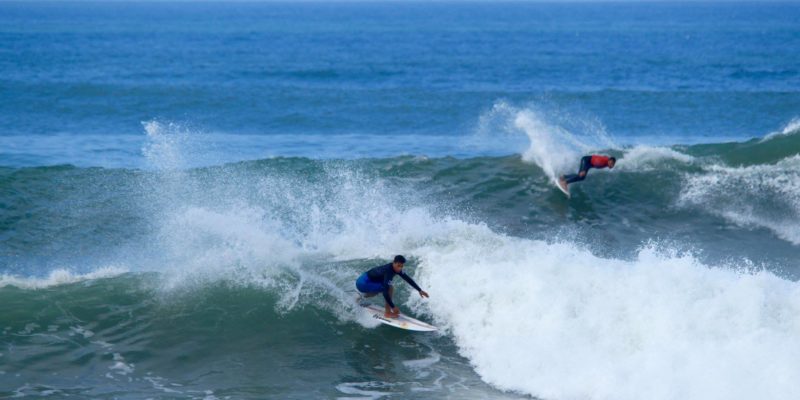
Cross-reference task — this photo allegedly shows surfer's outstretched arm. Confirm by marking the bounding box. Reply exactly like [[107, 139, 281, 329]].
[[399, 272, 429, 298]]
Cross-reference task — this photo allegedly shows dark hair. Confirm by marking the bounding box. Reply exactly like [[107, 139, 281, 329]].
[[393, 255, 406, 264], [609, 157, 617, 163]]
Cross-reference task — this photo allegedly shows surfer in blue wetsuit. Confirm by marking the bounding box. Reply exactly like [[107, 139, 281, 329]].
[[356, 255, 429, 319]]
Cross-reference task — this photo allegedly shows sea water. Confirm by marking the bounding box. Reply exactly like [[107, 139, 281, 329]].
[[2, 2, 800, 399]]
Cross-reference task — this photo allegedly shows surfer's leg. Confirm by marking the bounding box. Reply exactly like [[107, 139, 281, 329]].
[[563, 173, 583, 184], [564, 157, 591, 184], [356, 273, 383, 296], [564, 171, 588, 184]]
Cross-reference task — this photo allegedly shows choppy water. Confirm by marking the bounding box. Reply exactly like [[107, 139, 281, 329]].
[[2, 2, 800, 400]]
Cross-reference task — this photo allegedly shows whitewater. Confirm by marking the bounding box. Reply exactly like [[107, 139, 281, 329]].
[[3, 2, 800, 397], [3, 107, 800, 399]]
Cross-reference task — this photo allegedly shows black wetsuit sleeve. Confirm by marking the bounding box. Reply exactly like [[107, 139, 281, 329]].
[[380, 266, 396, 308], [399, 271, 422, 291], [382, 287, 395, 309]]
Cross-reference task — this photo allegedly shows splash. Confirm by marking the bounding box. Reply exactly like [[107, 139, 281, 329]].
[[138, 130, 439, 324], [478, 101, 617, 181], [616, 145, 695, 171]]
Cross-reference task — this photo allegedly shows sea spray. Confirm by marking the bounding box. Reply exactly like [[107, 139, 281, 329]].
[[477, 101, 618, 180], [615, 145, 695, 172]]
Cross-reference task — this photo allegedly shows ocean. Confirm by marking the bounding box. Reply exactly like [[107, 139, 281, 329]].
[[1, 1, 800, 399]]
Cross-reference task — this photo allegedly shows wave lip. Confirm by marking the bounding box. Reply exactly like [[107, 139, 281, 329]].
[[616, 145, 695, 171], [762, 117, 800, 142]]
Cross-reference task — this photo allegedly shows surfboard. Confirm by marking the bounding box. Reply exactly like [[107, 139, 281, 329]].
[[555, 177, 570, 198], [360, 303, 437, 332]]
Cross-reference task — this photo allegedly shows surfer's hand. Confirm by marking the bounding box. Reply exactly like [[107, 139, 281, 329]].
[[419, 290, 429, 298]]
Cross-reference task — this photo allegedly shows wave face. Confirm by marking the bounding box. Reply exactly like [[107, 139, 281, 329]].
[[1, 274, 510, 399], [3, 126, 799, 276], [3, 114, 800, 399]]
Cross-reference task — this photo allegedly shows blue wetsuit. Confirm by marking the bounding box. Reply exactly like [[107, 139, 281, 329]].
[[356, 263, 422, 309]]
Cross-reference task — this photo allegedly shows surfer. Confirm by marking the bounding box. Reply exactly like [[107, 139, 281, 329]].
[[356, 255, 429, 319], [559, 154, 616, 188]]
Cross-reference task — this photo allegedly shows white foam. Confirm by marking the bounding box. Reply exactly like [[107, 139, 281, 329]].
[[679, 155, 800, 245], [109, 353, 135, 376], [617, 145, 695, 171], [201, 390, 220, 400], [335, 381, 394, 400], [92, 340, 114, 349], [411, 229, 800, 400], [143, 376, 183, 394], [477, 102, 617, 181], [70, 326, 95, 338], [402, 352, 441, 370], [0, 266, 128, 289], [142, 159, 434, 326]]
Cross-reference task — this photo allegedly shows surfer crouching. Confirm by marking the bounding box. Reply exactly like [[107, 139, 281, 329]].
[[559, 154, 616, 187], [356, 255, 429, 318]]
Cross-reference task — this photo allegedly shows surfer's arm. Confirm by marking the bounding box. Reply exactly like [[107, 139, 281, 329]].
[[398, 272, 421, 291], [382, 287, 396, 309], [382, 271, 397, 308]]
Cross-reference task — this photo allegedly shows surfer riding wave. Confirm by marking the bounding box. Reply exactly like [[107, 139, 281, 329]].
[[560, 155, 616, 187], [356, 255, 430, 318]]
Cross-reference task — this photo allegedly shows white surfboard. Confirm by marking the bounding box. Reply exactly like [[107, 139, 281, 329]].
[[360, 303, 437, 332], [555, 177, 570, 198]]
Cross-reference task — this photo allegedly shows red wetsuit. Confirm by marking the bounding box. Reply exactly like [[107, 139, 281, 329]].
[[590, 155, 611, 168]]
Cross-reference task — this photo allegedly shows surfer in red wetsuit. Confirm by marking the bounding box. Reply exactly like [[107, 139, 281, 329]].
[[560, 155, 616, 187]]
